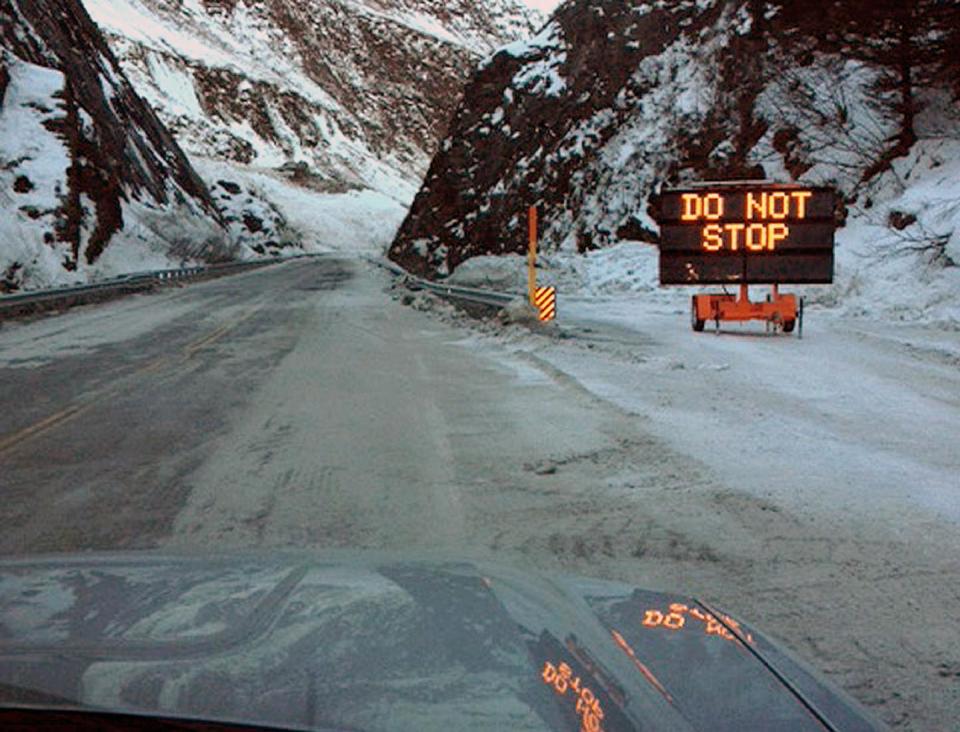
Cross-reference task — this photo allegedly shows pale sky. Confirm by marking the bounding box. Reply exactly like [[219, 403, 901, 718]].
[[522, 0, 563, 12]]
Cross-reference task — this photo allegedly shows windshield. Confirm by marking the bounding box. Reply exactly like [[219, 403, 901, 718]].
[[1, 0, 958, 730]]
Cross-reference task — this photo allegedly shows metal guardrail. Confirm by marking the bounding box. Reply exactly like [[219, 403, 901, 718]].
[[0, 257, 293, 321], [0, 253, 519, 323], [366, 256, 518, 308]]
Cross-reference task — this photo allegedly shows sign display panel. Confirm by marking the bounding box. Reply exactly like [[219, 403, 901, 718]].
[[657, 186, 836, 284]]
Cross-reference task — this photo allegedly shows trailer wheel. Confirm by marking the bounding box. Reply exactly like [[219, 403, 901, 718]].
[[782, 318, 796, 333], [691, 297, 706, 331]]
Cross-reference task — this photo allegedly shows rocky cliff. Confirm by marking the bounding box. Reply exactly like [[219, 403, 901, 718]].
[[0, 0, 240, 291], [82, 0, 542, 199], [388, 0, 960, 280]]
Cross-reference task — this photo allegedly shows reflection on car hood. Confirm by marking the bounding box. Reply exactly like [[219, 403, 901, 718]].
[[0, 551, 882, 731]]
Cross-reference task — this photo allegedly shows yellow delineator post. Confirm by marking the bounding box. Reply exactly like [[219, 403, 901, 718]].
[[534, 286, 556, 321], [528, 205, 538, 305], [527, 206, 556, 322]]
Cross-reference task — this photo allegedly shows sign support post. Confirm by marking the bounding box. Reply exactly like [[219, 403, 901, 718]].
[[528, 205, 537, 305], [526, 205, 557, 322]]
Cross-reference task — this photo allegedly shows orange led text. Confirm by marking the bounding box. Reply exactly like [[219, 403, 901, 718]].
[[641, 603, 754, 645], [679, 190, 815, 253], [681, 193, 725, 221], [701, 222, 789, 252], [542, 661, 605, 732], [745, 191, 811, 219]]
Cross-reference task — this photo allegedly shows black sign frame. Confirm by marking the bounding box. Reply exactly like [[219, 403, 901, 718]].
[[656, 185, 836, 285]]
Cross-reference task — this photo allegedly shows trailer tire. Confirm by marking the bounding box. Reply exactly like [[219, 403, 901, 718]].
[[691, 297, 706, 332], [782, 318, 796, 333]]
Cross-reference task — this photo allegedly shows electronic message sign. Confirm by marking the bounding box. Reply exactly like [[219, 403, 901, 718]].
[[657, 185, 836, 285]]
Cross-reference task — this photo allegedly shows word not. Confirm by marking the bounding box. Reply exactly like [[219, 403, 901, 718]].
[[641, 603, 755, 645], [680, 191, 813, 221], [542, 661, 605, 732]]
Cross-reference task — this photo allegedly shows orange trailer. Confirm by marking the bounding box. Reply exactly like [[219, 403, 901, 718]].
[[691, 284, 803, 336]]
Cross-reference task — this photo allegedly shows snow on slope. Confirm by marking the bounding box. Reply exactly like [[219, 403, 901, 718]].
[[0, 55, 73, 290], [0, 0, 241, 293], [83, 0, 542, 200], [192, 157, 408, 256], [819, 138, 960, 326]]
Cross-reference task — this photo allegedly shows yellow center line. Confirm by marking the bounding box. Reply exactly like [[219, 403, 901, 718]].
[[182, 307, 261, 358], [0, 402, 93, 454], [182, 323, 232, 358], [1, 304, 264, 456]]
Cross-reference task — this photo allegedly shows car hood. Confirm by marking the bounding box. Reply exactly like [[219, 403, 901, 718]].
[[0, 551, 882, 731]]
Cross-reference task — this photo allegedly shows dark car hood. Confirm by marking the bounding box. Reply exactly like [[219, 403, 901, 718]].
[[0, 551, 882, 731]]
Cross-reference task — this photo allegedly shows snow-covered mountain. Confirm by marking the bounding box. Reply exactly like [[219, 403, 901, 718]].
[[389, 0, 960, 323], [82, 0, 542, 200], [0, 0, 247, 292], [0, 0, 541, 292]]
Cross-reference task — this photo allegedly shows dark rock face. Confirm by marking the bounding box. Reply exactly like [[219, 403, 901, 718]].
[[13, 175, 33, 193], [388, 0, 960, 278], [388, 0, 747, 277], [0, 0, 231, 289]]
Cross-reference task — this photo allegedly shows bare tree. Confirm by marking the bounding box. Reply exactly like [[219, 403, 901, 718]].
[[816, 0, 946, 179]]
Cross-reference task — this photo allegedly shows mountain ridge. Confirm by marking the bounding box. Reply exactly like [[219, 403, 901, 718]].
[[388, 0, 960, 300]]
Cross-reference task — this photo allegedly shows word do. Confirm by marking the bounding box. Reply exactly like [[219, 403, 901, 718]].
[[642, 603, 755, 645]]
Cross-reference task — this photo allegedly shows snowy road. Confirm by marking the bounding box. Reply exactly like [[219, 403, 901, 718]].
[[0, 256, 958, 729], [481, 295, 960, 731]]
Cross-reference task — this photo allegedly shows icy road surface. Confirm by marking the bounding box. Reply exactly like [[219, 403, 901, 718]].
[[0, 256, 957, 730]]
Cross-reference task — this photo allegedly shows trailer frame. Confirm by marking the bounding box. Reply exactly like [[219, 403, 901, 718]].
[[691, 284, 804, 337]]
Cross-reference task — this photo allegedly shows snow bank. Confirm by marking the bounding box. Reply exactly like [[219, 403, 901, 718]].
[[798, 138, 960, 327], [446, 242, 689, 313], [449, 136, 960, 329], [192, 158, 408, 256]]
